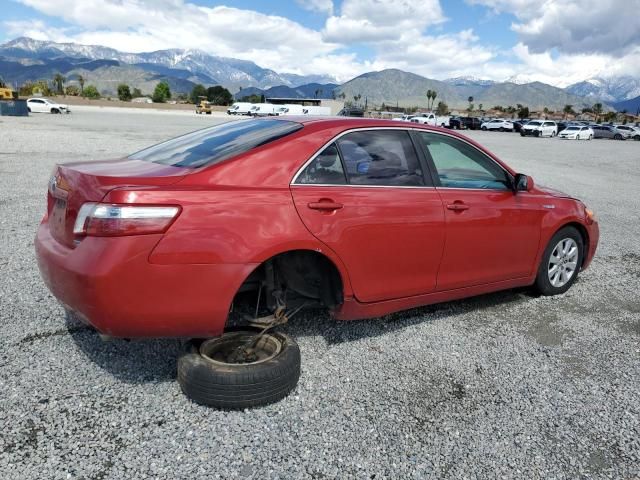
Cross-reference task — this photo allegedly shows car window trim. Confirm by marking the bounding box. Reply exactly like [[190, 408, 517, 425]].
[[291, 127, 434, 188], [410, 130, 514, 191]]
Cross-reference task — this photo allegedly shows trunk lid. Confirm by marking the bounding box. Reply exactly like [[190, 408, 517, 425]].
[[47, 158, 189, 247]]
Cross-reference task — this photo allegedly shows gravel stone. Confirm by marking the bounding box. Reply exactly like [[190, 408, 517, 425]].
[[0, 108, 638, 479]]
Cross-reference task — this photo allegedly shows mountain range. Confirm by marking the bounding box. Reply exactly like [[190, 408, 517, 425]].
[[0, 37, 335, 93], [0, 37, 637, 112]]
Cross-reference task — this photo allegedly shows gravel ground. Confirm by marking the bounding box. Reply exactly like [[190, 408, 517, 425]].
[[1, 109, 639, 479]]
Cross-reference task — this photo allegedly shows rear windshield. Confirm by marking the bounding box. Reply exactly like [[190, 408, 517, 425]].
[[129, 119, 302, 168]]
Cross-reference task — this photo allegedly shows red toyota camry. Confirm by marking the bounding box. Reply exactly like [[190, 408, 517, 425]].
[[35, 117, 599, 408]]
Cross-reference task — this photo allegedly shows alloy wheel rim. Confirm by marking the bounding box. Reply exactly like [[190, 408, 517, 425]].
[[548, 238, 579, 287]]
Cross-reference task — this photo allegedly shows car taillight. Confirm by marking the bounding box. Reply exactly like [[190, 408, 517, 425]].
[[73, 203, 180, 237]]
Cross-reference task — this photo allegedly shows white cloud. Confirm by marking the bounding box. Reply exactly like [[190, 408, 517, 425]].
[[468, 0, 640, 56], [296, 0, 333, 15], [323, 0, 445, 43], [11, 1, 350, 76]]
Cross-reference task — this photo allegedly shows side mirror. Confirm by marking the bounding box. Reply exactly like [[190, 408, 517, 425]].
[[514, 173, 534, 192]]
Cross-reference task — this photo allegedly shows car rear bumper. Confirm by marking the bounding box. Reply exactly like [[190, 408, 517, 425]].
[[35, 220, 256, 338]]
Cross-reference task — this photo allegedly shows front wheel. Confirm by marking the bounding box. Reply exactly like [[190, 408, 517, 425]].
[[534, 227, 583, 296], [178, 328, 301, 409], [51, 108, 60, 114], [614, 134, 622, 140], [482, 126, 487, 131]]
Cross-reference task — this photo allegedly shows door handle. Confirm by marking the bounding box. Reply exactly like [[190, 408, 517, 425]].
[[446, 203, 469, 211], [308, 201, 343, 211]]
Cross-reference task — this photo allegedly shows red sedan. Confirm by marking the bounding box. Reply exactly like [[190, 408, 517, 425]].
[[35, 117, 599, 408]]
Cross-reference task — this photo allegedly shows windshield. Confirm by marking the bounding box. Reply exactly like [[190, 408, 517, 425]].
[[129, 119, 303, 168], [565, 126, 580, 131], [527, 121, 541, 126]]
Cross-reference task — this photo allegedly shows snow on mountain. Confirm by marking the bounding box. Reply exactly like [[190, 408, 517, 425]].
[[0, 37, 337, 91], [444, 76, 495, 86], [565, 76, 640, 103]]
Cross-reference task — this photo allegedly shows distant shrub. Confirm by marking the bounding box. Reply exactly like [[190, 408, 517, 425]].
[[152, 81, 171, 103], [84, 85, 100, 99], [117, 84, 132, 101], [132, 87, 143, 98], [65, 85, 80, 96]]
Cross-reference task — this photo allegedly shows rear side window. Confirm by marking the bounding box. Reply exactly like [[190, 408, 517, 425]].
[[336, 130, 425, 186], [129, 119, 302, 168], [296, 143, 346, 185]]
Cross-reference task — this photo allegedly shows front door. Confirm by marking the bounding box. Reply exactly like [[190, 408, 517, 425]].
[[413, 131, 546, 291], [291, 129, 446, 303]]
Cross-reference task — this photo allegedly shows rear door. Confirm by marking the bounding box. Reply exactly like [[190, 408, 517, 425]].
[[290, 128, 446, 303], [413, 131, 545, 290]]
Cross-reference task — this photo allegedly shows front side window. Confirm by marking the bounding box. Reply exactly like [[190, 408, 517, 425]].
[[129, 119, 302, 168], [416, 132, 510, 190], [296, 143, 346, 185], [336, 130, 425, 186]]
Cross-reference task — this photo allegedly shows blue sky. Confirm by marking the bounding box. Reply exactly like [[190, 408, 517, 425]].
[[3, 0, 640, 86]]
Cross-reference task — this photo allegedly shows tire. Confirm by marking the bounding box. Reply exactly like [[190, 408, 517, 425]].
[[534, 226, 583, 296], [633, 135, 640, 141], [482, 126, 487, 131], [178, 328, 301, 409], [520, 131, 525, 137], [614, 134, 622, 140], [51, 108, 60, 114], [534, 130, 540, 137], [27, 107, 31, 113]]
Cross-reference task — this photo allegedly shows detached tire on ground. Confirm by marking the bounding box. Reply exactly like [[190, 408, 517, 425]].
[[178, 328, 301, 409]]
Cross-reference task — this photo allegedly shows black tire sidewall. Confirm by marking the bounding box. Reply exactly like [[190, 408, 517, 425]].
[[535, 226, 584, 296], [178, 329, 301, 409]]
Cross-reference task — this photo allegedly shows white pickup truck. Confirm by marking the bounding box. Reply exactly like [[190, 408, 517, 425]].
[[410, 112, 450, 128]]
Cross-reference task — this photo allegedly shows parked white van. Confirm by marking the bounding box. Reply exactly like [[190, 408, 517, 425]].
[[302, 106, 331, 116], [227, 102, 253, 115], [251, 103, 277, 117], [274, 104, 305, 116]]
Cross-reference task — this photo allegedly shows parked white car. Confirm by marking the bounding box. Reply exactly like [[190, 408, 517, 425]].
[[558, 125, 594, 140], [302, 106, 331, 116], [274, 104, 305, 116], [27, 97, 70, 114], [520, 120, 557, 137], [614, 125, 640, 140], [227, 102, 253, 115], [481, 119, 514, 131], [410, 112, 450, 127]]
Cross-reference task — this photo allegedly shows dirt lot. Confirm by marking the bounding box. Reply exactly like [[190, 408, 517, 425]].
[[0, 109, 638, 479]]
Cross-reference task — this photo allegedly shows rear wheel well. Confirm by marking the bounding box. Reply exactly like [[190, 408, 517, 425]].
[[232, 250, 344, 319]]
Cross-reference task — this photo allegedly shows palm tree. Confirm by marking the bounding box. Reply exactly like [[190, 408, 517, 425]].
[[53, 73, 65, 95], [563, 104, 575, 119], [467, 96, 474, 113], [430, 91, 437, 110], [593, 103, 603, 123], [478, 103, 483, 113], [426, 90, 432, 109], [77, 75, 85, 96]]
